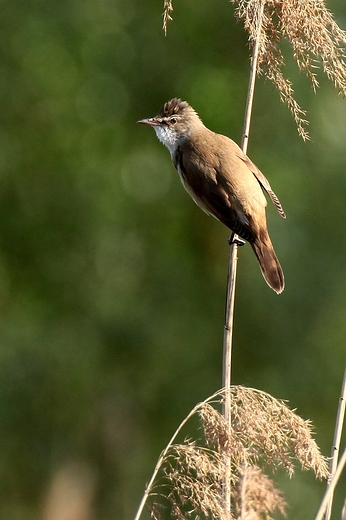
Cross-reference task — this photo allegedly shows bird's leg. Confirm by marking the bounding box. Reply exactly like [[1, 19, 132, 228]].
[[228, 233, 246, 246]]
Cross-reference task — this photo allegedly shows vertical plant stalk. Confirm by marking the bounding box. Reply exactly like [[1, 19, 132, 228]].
[[315, 447, 346, 520], [222, 1, 264, 515], [222, 243, 238, 518], [324, 366, 346, 520]]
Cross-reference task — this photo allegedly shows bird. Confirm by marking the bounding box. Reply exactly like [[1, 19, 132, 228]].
[[138, 98, 286, 294]]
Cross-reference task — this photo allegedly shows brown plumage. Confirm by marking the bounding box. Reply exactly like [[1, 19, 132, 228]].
[[138, 98, 285, 294]]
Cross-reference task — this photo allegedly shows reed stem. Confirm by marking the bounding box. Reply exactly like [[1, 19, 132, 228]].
[[323, 366, 346, 520], [221, 2, 264, 516]]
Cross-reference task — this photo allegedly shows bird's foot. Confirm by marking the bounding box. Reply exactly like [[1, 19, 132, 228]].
[[228, 233, 246, 246]]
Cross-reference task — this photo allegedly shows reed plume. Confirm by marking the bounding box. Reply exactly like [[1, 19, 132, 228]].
[[163, 0, 346, 139], [135, 387, 328, 520]]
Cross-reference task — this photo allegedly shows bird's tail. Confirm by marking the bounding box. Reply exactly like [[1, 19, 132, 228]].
[[251, 234, 285, 294]]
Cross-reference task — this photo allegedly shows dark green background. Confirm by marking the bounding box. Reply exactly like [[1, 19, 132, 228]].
[[0, 0, 345, 518]]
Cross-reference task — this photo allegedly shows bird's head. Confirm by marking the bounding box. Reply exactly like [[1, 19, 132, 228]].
[[138, 98, 202, 154]]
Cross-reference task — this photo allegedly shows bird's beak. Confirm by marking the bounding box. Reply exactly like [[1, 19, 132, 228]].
[[137, 117, 160, 126]]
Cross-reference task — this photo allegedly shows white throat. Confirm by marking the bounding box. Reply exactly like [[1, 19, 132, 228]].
[[154, 126, 183, 156]]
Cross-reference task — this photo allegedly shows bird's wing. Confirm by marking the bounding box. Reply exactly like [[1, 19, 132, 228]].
[[200, 181, 255, 241], [175, 148, 256, 242], [236, 151, 286, 219]]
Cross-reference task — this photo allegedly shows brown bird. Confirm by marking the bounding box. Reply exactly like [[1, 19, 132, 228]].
[[138, 98, 285, 294]]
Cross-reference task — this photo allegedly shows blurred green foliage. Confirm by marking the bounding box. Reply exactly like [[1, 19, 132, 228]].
[[0, 0, 345, 518]]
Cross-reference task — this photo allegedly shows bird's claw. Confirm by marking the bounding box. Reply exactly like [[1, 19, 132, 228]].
[[228, 233, 246, 246]]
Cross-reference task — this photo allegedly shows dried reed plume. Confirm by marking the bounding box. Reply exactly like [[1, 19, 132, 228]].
[[163, 0, 346, 139], [135, 386, 328, 520], [236, 466, 286, 520], [163, 0, 173, 36], [200, 386, 328, 479]]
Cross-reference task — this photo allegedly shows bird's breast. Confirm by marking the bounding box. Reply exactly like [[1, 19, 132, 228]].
[[173, 150, 214, 216]]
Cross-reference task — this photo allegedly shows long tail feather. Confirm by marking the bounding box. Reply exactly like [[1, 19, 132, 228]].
[[251, 236, 285, 294]]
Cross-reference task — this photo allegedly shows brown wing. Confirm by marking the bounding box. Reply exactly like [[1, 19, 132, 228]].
[[236, 151, 286, 219], [174, 147, 256, 242]]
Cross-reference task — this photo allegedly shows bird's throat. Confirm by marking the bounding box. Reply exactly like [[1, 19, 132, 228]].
[[154, 126, 181, 155]]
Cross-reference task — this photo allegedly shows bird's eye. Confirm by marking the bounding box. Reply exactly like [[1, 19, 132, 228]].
[[170, 117, 177, 125]]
